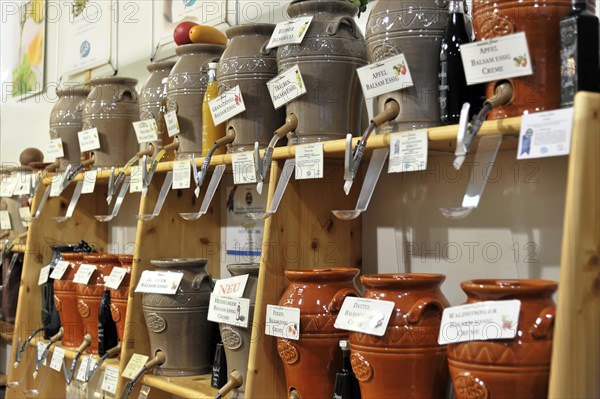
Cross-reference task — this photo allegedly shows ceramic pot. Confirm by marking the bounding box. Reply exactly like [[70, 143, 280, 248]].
[[1, 252, 22, 323], [110, 254, 132, 342], [142, 258, 215, 376], [447, 279, 557, 399], [365, 0, 448, 133], [167, 44, 226, 158], [218, 24, 285, 152], [349, 273, 450, 398], [217, 264, 259, 398], [76, 254, 118, 353], [277, 268, 360, 398], [278, 0, 367, 144], [53, 252, 85, 347], [49, 87, 90, 170], [43, 245, 78, 339], [82, 77, 139, 168]]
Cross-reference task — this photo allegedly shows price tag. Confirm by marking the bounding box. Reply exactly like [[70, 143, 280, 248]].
[[81, 170, 98, 194], [50, 346, 65, 372], [267, 64, 307, 109], [0, 210, 11, 230], [231, 152, 258, 185], [14, 174, 32, 195], [295, 143, 324, 180], [438, 300, 521, 345], [266, 16, 313, 50], [265, 305, 300, 340], [38, 265, 51, 286], [130, 166, 143, 193], [135, 270, 184, 295], [133, 119, 159, 144], [388, 130, 428, 173], [208, 295, 250, 328], [334, 297, 395, 337], [76, 356, 95, 382], [0, 176, 18, 197], [461, 32, 533, 85], [165, 111, 180, 137], [78, 127, 101, 152], [517, 107, 574, 160], [101, 365, 119, 394], [213, 274, 249, 298], [73, 263, 97, 285], [49, 260, 71, 280], [172, 160, 191, 190], [37, 342, 47, 366], [209, 85, 246, 126], [104, 266, 128, 290], [18, 206, 31, 227], [357, 54, 414, 99], [122, 354, 149, 380], [46, 138, 65, 159]]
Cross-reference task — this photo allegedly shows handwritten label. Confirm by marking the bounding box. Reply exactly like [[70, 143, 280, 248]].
[[266, 16, 313, 50], [267, 64, 307, 109], [46, 138, 65, 159], [104, 266, 128, 290], [209, 85, 246, 126], [122, 354, 149, 380], [165, 111, 180, 137], [388, 130, 428, 173], [133, 119, 159, 144], [0, 176, 18, 197], [49, 260, 71, 280], [172, 160, 191, 190], [231, 152, 258, 184], [50, 346, 65, 372], [295, 143, 324, 180], [357, 54, 414, 99], [37, 342, 47, 366], [517, 107, 574, 160], [101, 365, 119, 394], [14, 174, 32, 195], [78, 127, 101, 152], [73, 264, 97, 285], [265, 305, 300, 340], [130, 166, 143, 193], [208, 295, 250, 328], [38, 265, 51, 286], [213, 274, 249, 298], [19, 206, 31, 227], [334, 297, 395, 337], [135, 270, 184, 295], [82, 170, 98, 194]]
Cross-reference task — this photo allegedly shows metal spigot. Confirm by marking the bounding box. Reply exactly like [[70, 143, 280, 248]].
[[143, 138, 180, 196], [195, 129, 236, 195], [289, 388, 301, 399], [214, 370, 243, 399], [108, 145, 154, 203], [120, 351, 166, 399], [33, 327, 64, 378], [63, 333, 93, 385], [83, 341, 121, 388], [14, 327, 45, 367]]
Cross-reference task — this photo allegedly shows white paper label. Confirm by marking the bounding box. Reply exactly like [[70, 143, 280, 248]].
[[213, 274, 249, 298], [76, 356, 95, 382], [37, 342, 47, 366], [101, 365, 119, 394], [104, 266, 128, 290], [265, 305, 300, 340], [46, 138, 65, 159], [295, 143, 324, 180], [209, 85, 247, 126], [231, 152, 258, 185], [517, 107, 574, 160], [0, 176, 18, 197], [130, 166, 143, 193], [357, 54, 414, 99], [208, 295, 251, 328], [135, 270, 184, 295], [165, 111, 180, 137], [388, 130, 429, 173], [0, 211, 11, 230], [438, 300, 521, 345], [18, 206, 31, 227], [461, 32, 533, 85], [334, 297, 395, 337], [267, 65, 307, 109], [50, 346, 65, 372], [122, 354, 149, 380], [172, 160, 191, 190], [49, 260, 71, 280], [73, 264, 97, 285], [14, 174, 32, 195], [82, 170, 98, 194], [78, 128, 101, 152], [49, 170, 69, 198], [38, 265, 51, 286], [133, 119, 159, 144], [266, 16, 313, 50]]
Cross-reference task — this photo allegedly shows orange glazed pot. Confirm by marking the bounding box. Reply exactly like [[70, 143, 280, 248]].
[[76, 254, 118, 353], [53, 252, 85, 347], [110, 255, 132, 342], [349, 273, 450, 398], [447, 279, 557, 399], [277, 268, 360, 399]]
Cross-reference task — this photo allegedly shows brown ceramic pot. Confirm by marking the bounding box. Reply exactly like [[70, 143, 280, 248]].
[[277, 268, 360, 398], [167, 44, 226, 158], [349, 273, 450, 398], [49, 87, 90, 170], [447, 279, 557, 399], [110, 254, 132, 342], [278, 0, 367, 144], [53, 252, 85, 347], [82, 77, 139, 168], [218, 24, 285, 152], [76, 254, 119, 353]]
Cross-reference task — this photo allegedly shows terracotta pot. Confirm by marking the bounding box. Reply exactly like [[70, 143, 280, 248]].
[[142, 258, 215, 376], [278, 0, 367, 144], [1, 252, 22, 323], [49, 87, 90, 170], [447, 279, 557, 399], [218, 264, 260, 398], [167, 44, 226, 158], [218, 24, 285, 153], [277, 268, 360, 398], [349, 273, 450, 398], [43, 245, 78, 339], [53, 252, 85, 347], [82, 77, 139, 168], [76, 254, 119, 353], [110, 254, 132, 342], [366, 0, 448, 133]]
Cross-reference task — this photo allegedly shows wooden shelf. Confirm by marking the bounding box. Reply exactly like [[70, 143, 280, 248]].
[[141, 373, 218, 399], [32, 338, 120, 368]]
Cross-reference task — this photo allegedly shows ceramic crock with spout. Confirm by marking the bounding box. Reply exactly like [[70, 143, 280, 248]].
[[277, 268, 360, 398], [110, 254, 132, 342], [278, 0, 368, 144], [82, 77, 139, 168], [49, 87, 90, 170], [447, 279, 557, 399], [1, 252, 22, 323], [76, 254, 118, 353], [218, 24, 285, 152], [349, 273, 450, 398], [365, 0, 448, 133], [167, 44, 226, 158], [53, 252, 85, 347], [142, 258, 215, 376]]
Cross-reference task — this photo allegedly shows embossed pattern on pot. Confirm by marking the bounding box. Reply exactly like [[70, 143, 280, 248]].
[[109, 254, 132, 342]]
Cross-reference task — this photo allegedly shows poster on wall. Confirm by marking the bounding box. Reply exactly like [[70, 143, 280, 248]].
[[0, 0, 46, 100]]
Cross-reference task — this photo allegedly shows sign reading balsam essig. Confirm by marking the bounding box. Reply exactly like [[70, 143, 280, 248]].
[[265, 305, 300, 340], [209, 85, 246, 126], [357, 54, 414, 99], [334, 297, 395, 337], [267, 65, 307, 109], [135, 270, 184, 295], [207, 294, 250, 328], [46, 138, 65, 159], [266, 17, 313, 50], [78, 128, 101, 152], [133, 119, 159, 144]]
